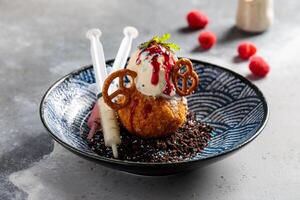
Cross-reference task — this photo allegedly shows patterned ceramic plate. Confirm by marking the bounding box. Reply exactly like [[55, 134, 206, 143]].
[[40, 59, 269, 175]]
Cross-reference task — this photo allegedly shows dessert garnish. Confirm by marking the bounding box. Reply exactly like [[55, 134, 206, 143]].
[[138, 33, 180, 51], [249, 56, 270, 77], [102, 69, 137, 110], [172, 58, 199, 96], [237, 42, 257, 60], [186, 10, 209, 29], [198, 31, 217, 50]]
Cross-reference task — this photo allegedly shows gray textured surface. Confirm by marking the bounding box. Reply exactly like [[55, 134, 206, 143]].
[[0, 0, 300, 199]]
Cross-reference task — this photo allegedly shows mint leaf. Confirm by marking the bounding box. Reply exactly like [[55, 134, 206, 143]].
[[138, 42, 148, 49], [166, 43, 180, 51], [138, 33, 180, 51], [152, 36, 160, 43], [159, 33, 171, 42]]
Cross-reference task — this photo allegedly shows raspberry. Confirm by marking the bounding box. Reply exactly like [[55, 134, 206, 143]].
[[238, 42, 257, 60], [249, 56, 270, 77], [198, 31, 217, 50], [187, 10, 209, 29]]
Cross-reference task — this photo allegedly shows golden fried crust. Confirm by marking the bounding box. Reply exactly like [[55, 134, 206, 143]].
[[117, 90, 187, 138]]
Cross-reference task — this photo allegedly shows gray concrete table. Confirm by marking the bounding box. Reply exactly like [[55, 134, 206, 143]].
[[1, 0, 299, 199]]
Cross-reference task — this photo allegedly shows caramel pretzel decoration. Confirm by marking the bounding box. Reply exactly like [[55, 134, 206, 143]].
[[102, 69, 137, 110], [172, 58, 199, 96]]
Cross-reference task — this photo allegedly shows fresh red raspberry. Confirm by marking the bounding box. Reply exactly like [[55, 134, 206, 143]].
[[249, 56, 270, 77], [237, 42, 257, 60], [198, 31, 217, 50], [187, 10, 209, 29]]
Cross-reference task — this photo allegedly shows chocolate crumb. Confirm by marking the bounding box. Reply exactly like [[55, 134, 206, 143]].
[[87, 112, 212, 163]]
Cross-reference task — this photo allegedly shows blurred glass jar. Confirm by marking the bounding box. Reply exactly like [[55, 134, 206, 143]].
[[236, 0, 274, 32]]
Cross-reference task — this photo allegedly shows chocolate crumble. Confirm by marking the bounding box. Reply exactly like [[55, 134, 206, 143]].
[[87, 112, 212, 163]]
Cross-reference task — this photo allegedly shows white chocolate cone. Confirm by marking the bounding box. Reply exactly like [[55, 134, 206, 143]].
[[98, 98, 121, 158]]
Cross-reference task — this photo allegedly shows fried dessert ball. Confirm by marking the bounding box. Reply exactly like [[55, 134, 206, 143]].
[[117, 90, 187, 138]]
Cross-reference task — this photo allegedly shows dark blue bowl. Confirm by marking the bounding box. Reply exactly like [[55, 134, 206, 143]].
[[40, 59, 268, 176]]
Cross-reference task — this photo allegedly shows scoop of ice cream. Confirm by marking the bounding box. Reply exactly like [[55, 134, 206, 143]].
[[127, 44, 178, 98]]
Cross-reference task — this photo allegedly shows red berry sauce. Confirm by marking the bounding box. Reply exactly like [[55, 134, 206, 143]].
[[136, 44, 175, 96]]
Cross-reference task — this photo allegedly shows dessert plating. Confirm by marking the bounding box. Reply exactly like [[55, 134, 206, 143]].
[[102, 34, 199, 138], [86, 33, 212, 162]]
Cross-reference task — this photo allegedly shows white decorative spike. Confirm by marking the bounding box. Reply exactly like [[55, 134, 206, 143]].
[[86, 29, 108, 93], [111, 26, 139, 73], [108, 26, 138, 94]]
